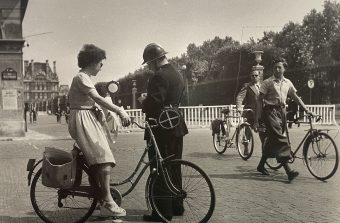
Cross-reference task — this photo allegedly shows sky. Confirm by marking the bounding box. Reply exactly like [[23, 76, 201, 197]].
[[22, 0, 326, 86]]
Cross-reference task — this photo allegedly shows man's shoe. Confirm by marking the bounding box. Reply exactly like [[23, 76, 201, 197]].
[[143, 214, 172, 222], [257, 166, 270, 175], [287, 170, 299, 181]]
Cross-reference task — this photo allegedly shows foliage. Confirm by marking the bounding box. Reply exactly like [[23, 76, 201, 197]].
[[115, 1, 340, 105]]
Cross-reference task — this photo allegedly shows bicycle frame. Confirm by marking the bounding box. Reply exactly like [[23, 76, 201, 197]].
[[287, 115, 323, 161], [27, 119, 182, 201], [222, 113, 248, 144]]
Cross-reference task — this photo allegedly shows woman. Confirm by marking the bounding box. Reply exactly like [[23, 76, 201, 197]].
[[68, 44, 130, 216], [254, 57, 314, 181]]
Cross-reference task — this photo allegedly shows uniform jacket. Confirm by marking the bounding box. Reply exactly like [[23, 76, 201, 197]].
[[142, 64, 188, 139]]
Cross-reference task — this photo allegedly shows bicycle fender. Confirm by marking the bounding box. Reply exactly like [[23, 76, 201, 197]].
[[27, 158, 43, 186], [302, 134, 315, 157]]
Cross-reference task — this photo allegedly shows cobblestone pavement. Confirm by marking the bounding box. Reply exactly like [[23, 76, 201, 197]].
[[0, 115, 340, 223]]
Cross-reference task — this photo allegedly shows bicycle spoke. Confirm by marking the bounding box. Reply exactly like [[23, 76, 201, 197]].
[[149, 160, 215, 223], [305, 132, 339, 181]]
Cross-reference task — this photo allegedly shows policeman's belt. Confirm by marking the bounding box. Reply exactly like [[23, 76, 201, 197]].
[[264, 104, 286, 109]]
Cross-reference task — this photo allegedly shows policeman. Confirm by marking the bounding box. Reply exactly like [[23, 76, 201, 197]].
[[140, 43, 188, 221]]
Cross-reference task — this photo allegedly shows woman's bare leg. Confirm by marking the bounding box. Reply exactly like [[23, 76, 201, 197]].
[[97, 163, 114, 203]]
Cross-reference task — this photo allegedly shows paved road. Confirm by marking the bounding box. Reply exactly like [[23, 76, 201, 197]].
[[0, 115, 340, 223]]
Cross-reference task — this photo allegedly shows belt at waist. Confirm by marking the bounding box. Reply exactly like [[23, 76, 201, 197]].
[[70, 107, 95, 110]]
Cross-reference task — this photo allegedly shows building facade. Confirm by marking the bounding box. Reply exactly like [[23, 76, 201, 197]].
[[23, 59, 59, 112], [0, 0, 28, 136]]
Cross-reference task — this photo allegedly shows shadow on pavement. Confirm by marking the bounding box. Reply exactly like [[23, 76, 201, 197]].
[[0, 216, 42, 222], [88, 209, 145, 222], [187, 152, 240, 160], [209, 165, 316, 184]]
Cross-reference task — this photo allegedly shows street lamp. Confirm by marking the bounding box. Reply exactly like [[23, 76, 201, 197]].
[[181, 65, 189, 106], [131, 80, 137, 109]]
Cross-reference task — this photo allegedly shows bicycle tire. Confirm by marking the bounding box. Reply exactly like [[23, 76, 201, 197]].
[[265, 158, 283, 170], [30, 166, 98, 223], [145, 174, 153, 212], [304, 132, 339, 181], [236, 123, 254, 160], [149, 159, 215, 223], [213, 132, 227, 154]]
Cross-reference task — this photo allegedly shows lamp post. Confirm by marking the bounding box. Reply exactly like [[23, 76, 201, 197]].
[[181, 65, 189, 106], [253, 50, 264, 82], [132, 80, 137, 109]]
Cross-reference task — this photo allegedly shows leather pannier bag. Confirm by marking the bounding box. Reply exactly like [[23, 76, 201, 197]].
[[42, 147, 77, 189]]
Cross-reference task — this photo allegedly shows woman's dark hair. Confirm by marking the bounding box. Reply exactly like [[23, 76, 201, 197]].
[[272, 57, 288, 68], [77, 44, 106, 69]]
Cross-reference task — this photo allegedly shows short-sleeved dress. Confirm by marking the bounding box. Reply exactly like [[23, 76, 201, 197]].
[[68, 72, 116, 166]]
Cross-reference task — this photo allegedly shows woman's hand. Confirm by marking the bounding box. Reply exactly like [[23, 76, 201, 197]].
[[118, 109, 131, 127]]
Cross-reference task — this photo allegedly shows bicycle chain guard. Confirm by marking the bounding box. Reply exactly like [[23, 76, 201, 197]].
[[158, 108, 181, 130]]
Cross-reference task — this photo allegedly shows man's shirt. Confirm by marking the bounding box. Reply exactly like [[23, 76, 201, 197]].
[[259, 75, 297, 106]]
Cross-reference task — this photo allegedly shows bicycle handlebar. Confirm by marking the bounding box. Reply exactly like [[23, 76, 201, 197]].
[[131, 118, 159, 130], [292, 114, 322, 123]]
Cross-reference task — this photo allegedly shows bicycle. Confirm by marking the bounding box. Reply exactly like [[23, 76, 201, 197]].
[[27, 111, 216, 223], [211, 108, 254, 160], [265, 114, 339, 181]]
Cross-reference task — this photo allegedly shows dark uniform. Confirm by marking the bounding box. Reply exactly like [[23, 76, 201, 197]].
[[142, 63, 188, 219]]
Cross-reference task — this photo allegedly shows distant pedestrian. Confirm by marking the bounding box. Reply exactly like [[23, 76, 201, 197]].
[[65, 106, 70, 124], [287, 97, 298, 128], [94, 82, 122, 143], [56, 107, 61, 123], [254, 57, 315, 181], [33, 109, 37, 122]]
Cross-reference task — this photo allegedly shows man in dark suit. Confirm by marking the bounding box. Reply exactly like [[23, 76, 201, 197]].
[[236, 70, 267, 171], [140, 43, 188, 222]]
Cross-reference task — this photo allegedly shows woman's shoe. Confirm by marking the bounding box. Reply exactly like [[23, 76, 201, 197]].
[[100, 201, 126, 217]]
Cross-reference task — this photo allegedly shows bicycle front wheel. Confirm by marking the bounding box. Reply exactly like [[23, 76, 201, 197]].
[[30, 166, 98, 223], [304, 132, 339, 181], [213, 132, 227, 154], [149, 160, 215, 223], [236, 124, 254, 160]]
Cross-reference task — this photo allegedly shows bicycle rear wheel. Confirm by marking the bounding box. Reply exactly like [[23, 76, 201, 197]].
[[304, 132, 339, 181], [236, 124, 254, 160], [213, 132, 227, 154], [30, 166, 98, 223], [149, 160, 215, 223]]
